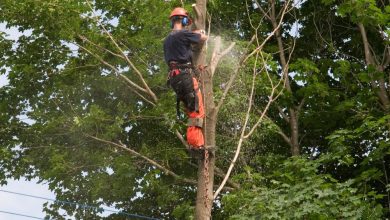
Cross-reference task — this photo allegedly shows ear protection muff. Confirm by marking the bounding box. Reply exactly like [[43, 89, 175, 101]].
[[182, 17, 189, 26], [170, 16, 191, 28]]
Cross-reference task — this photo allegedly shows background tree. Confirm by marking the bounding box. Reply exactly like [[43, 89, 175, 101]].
[[0, 0, 389, 219]]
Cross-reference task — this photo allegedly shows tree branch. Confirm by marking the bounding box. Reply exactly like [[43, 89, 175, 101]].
[[86, 135, 197, 185], [214, 166, 241, 189], [215, 35, 256, 114], [120, 78, 157, 106], [175, 130, 190, 150], [209, 36, 236, 77], [76, 43, 154, 100], [277, 106, 290, 123], [252, 0, 271, 20], [296, 98, 305, 116], [243, 0, 291, 63], [214, 0, 294, 198], [85, 0, 157, 103], [383, 46, 390, 68], [358, 22, 390, 110], [214, 51, 262, 199], [78, 34, 124, 60], [358, 23, 375, 65]]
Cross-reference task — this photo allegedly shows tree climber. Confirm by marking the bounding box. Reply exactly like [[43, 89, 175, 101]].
[[163, 7, 208, 151]]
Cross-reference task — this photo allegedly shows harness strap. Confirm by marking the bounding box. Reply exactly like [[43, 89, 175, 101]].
[[169, 62, 193, 70], [194, 87, 199, 113], [169, 63, 200, 117]]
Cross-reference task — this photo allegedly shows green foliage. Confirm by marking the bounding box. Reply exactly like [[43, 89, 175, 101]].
[[172, 201, 195, 220], [223, 157, 383, 219], [338, 0, 389, 25], [1, 0, 390, 218]]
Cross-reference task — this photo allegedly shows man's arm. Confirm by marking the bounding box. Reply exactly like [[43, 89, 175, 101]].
[[193, 29, 208, 42]]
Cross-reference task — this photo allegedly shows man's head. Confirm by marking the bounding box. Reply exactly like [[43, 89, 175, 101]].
[[169, 7, 192, 29]]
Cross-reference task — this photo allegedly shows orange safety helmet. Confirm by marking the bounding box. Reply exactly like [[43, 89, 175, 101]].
[[169, 7, 192, 26], [170, 7, 189, 18]]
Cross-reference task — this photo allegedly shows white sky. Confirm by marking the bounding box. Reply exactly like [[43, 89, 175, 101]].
[[0, 179, 55, 220], [0, 75, 9, 87]]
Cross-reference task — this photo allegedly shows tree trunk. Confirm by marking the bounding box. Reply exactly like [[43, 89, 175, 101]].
[[358, 23, 390, 111], [195, 83, 216, 219], [270, 0, 300, 156], [192, 0, 216, 219]]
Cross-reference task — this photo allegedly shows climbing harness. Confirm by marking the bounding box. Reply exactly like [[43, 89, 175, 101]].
[[168, 62, 205, 149], [168, 62, 199, 118]]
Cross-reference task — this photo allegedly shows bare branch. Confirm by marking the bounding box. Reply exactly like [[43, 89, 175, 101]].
[[383, 46, 390, 68], [175, 130, 190, 150], [214, 51, 261, 199], [252, 0, 271, 20], [358, 23, 375, 65], [358, 22, 390, 110], [87, 135, 197, 185], [78, 34, 124, 60], [210, 37, 236, 77], [215, 35, 256, 113], [278, 129, 292, 146], [214, 0, 295, 198], [246, 0, 269, 47], [214, 166, 241, 189], [243, 87, 277, 138], [85, 0, 157, 103], [76, 43, 153, 99], [120, 78, 157, 106], [243, 0, 291, 63], [77, 43, 119, 73], [253, 105, 292, 147], [220, 42, 236, 58], [296, 98, 305, 114], [277, 106, 290, 123], [245, 44, 292, 138], [210, 36, 221, 74]]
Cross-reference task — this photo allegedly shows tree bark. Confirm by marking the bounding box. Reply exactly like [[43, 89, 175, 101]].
[[269, 0, 300, 156], [358, 23, 390, 111], [192, 0, 216, 219]]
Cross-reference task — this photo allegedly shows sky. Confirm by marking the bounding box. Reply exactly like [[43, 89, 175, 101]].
[[0, 23, 55, 220], [0, 179, 55, 220]]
